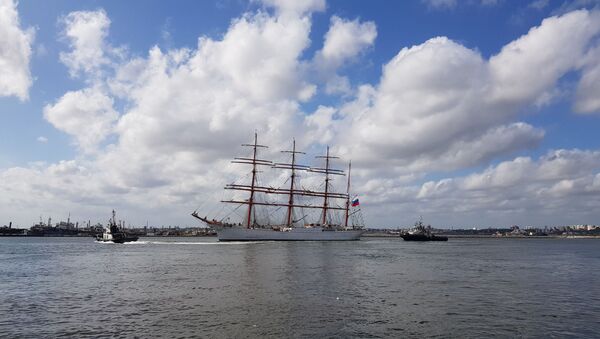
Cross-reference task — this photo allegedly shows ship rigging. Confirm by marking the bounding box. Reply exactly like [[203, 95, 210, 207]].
[[191, 133, 364, 241]]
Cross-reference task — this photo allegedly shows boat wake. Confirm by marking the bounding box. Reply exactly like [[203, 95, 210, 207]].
[[94, 240, 118, 244], [124, 240, 263, 245]]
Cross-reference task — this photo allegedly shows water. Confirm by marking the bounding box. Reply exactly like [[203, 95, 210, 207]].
[[1, 237, 599, 338]]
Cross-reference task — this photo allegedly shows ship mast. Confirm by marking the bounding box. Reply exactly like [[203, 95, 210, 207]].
[[322, 147, 330, 225], [248, 134, 258, 227], [221, 137, 348, 226], [232, 132, 270, 228], [344, 161, 351, 228], [313, 146, 343, 226], [273, 139, 308, 227]]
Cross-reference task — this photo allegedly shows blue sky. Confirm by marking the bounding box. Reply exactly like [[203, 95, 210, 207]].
[[2, 0, 600, 228]]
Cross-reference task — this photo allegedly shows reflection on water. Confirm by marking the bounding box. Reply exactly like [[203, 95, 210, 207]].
[[1, 237, 599, 337]]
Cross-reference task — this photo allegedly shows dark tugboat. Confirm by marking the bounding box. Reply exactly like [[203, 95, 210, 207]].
[[96, 210, 138, 243], [401, 218, 448, 242]]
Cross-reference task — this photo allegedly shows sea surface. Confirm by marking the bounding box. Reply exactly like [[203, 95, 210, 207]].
[[1, 237, 599, 338]]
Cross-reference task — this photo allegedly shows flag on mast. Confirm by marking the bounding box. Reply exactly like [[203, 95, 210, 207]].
[[351, 197, 360, 207]]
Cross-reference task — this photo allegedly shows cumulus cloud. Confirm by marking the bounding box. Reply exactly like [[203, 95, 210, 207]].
[[36, 136, 48, 143], [313, 16, 377, 95], [105, 9, 313, 160], [43, 88, 118, 153], [0, 160, 134, 226], [489, 10, 600, 105], [335, 10, 600, 174], [317, 16, 377, 70], [574, 45, 600, 114], [304, 105, 337, 144], [411, 123, 545, 172], [0, 0, 34, 100], [406, 149, 600, 227], [348, 149, 600, 227], [20, 5, 318, 224], [59, 9, 112, 78], [2, 6, 600, 228]]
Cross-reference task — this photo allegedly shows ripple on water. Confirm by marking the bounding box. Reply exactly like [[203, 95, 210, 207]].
[[1, 237, 599, 338]]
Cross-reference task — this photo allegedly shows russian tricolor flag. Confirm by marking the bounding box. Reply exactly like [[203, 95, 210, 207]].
[[351, 197, 360, 207]]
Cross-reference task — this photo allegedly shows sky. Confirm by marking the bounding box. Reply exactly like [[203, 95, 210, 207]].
[[2, 0, 600, 228]]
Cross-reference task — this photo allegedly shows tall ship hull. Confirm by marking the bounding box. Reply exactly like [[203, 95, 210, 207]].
[[216, 226, 363, 241]]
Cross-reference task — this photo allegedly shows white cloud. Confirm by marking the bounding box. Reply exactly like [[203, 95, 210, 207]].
[[2, 6, 600, 228], [304, 105, 337, 145], [314, 16, 377, 95], [194, 12, 313, 103], [43, 88, 118, 153], [36, 136, 48, 143], [350, 149, 600, 227], [551, 0, 600, 16], [412, 122, 545, 172], [317, 16, 377, 69], [336, 37, 497, 169], [422, 0, 457, 10], [529, 0, 549, 10], [19, 6, 317, 224], [575, 45, 600, 114], [335, 10, 600, 174], [59, 9, 112, 78], [323, 75, 351, 95], [489, 10, 600, 105], [260, 0, 326, 16], [0, 160, 130, 226], [0, 0, 34, 101], [406, 149, 600, 226]]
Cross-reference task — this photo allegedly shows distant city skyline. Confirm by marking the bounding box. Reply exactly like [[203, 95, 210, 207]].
[[1, 0, 600, 228]]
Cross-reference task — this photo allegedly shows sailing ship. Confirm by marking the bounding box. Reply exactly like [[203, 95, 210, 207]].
[[192, 133, 364, 241], [401, 217, 448, 241], [96, 210, 139, 243]]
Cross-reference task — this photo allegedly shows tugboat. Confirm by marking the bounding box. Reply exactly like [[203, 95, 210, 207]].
[[96, 210, 139, 243], [401, 217, 448, 242]]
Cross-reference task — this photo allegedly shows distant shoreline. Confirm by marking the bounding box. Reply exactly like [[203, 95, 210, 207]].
[[0, 234, 217, 238], [362, 233, 600, 239], [4, 233, 600, 239]]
